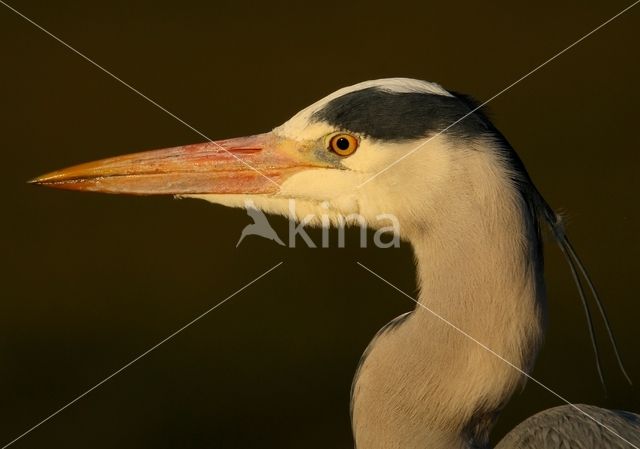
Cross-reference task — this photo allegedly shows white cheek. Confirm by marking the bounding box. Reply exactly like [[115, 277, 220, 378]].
[[278, 169, 363, 214], [342, 144, 389, 172], [342, 139, 432, 173]]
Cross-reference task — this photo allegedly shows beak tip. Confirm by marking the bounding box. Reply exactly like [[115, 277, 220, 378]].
[[27, 176, 44, 185], [28, 173, 56, 186], [28, 171, 73, 188]]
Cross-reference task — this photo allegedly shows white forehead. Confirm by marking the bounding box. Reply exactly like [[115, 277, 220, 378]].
[[273, 78, 452, 141]]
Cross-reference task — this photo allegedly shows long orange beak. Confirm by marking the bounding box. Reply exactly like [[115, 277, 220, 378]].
[[30, 132, 328, 195]]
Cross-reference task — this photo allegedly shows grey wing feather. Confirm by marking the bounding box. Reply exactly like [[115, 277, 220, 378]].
[[496, 404, 640, 449]]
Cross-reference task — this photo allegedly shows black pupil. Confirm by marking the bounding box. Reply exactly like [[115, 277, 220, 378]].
[[336, 137, 350, 151]]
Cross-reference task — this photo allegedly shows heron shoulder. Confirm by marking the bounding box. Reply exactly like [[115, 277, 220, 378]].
[[496, 404, 640, 449]]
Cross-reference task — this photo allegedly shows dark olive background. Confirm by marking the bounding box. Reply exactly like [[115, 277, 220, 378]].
[[1, 1, 639, 448]]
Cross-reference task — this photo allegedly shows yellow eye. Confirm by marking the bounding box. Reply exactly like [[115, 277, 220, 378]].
[[329, 133, 359, 157]]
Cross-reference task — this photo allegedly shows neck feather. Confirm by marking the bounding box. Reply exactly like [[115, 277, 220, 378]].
[[352, 146, 546, 449]]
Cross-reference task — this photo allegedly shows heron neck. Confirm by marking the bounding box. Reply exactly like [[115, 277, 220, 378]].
[[352, 156, 545, 449]]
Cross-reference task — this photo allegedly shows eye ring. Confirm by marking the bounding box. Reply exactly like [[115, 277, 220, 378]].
[[328, 133, 359, 157]]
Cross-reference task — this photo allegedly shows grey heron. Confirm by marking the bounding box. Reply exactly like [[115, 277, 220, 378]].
[[32, 78, 639, 448]]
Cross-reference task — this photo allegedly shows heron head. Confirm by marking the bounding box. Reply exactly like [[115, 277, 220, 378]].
[[32, 78, 513, 234]]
